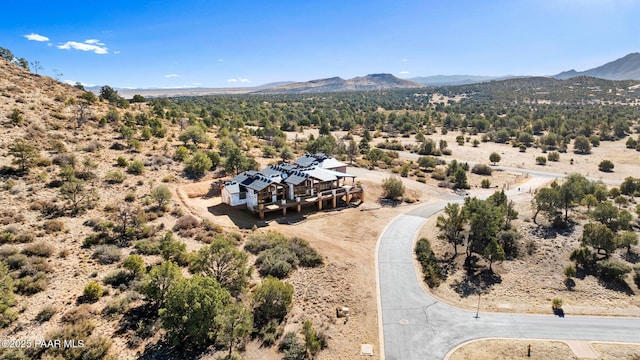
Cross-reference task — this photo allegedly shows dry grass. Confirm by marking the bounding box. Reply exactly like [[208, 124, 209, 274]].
[[1, 57, 639, 360], [449, 339, 640, 360]]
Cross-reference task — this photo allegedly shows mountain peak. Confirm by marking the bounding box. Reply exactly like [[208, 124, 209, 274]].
[[554, 52, 640, 80], [255, 73, 423, 94]]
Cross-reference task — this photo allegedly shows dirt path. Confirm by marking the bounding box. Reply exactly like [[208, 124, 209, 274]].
[[174, 174, 444, 360]]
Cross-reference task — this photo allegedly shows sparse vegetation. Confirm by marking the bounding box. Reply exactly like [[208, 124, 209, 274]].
[[415, 237, 443, 287], [382, 175, 405, 200], [82, 281, 104, 302], [2, 49, 640, 359]]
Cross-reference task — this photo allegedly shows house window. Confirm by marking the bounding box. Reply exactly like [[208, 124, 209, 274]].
[[239, 192, 246, 199], [318, 182, 333, 192]]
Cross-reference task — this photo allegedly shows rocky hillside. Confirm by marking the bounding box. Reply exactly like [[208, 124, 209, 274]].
[[0, 58, 196, 359]]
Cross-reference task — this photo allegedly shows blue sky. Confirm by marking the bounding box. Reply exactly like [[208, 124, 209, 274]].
[[1, 0, 639, 88]]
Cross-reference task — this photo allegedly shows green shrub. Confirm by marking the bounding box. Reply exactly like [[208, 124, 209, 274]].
[[21, 241, 54, 257], [564, 265, 576, 278], [5, 253, 27, 270], [260, 318, 284, 346], [174, 146, 189, 161], [160, 276, 231, 348], [92, 245, 121, 265], [105, 170, 126, 184], [288, 237, 323, 267], [246, 232, 322, 278], [598, 260, 631, 282], [103, 295, 132, 316], [83, 281, 104, 302], [103, 269, 134, 288], [481, 178, 491, 188], [255, 247, 298, 278], [173, 215, 200, 232], [134, 239, 161, 255], [127, 160, 145, 175], [471, 164, 492, 175], [382, 176, 405, 200], [123, 254, 145, 277], [414, 238, 442, 288], [15, 272, 48, 295], [245, 231, 288, 254], [279, 331, 301, 352], [0, 263, 17, 328], [33, 319, 112, 360], [35, 305, 57, 322], [302, 320, 327, 356], [547, 151, 560, 162], [598, 159, 614, 172], [43, 219, 65, 234], [14, 231, 35, 244], [116, 156, 128, 167], [252, 277, 293, 331]]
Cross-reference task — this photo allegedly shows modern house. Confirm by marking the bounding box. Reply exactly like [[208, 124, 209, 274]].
[[221, 153, 363, 218]]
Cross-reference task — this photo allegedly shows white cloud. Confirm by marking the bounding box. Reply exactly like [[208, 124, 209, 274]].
[[402, 58, 408, 62], [114, 50, 121, 54], [164, 74, 179, 78], [227, 78, 252, 83], [218, 59, 223, 62], [84, 39, 105, 45], [57, 39, 108, 54], [400, 71, 410, 74], [24, 33, 49, 42]]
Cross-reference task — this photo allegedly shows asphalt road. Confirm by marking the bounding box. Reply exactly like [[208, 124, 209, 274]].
[[377, 179, 640, 360]]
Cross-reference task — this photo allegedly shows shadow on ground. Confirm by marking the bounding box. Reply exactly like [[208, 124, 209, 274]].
[[451, 267, 502, 298], [208, 199, 358, 229]]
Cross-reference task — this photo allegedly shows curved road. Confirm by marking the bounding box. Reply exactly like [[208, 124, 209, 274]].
[[377, 179, 639, 359]]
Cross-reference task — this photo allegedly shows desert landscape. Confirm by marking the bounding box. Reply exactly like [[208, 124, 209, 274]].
[[2, 45, 640, 360]]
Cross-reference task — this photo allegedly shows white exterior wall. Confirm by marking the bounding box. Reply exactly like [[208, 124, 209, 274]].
[[221, 187, 247, 207], [246, 189, 259, 211]]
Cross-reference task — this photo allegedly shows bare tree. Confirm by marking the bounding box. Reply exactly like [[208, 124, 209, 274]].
[[30, 60, 42, 75], [53, 68, 63, 81], [76, 101, 90, 128]]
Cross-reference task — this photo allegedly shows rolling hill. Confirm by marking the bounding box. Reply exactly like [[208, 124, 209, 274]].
[[254, 73, 424, 94]]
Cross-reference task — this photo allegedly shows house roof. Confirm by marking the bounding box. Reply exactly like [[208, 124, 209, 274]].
[[320, 168, 356, 178], [295, 153, 328, 167], [243, 175, 281, 192], [284, 171, 310, 185], [319, 157, 347, 170], [221, 155, 353, 195], [223, 182, 240, 194], [230, 171, 257, 184], [259, 166, 284, 178], [303, 167, 338, 182]]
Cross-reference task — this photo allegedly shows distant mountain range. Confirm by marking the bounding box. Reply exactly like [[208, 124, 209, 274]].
[[254, 73, 423, 94], [553, 53, 640, 80], [407, 75, 522, 86], [99, 52, 640, 97]]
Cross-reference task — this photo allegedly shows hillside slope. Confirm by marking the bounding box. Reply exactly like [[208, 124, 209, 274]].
[[554, 52, 640, 80], [256, 73, 423, 94]]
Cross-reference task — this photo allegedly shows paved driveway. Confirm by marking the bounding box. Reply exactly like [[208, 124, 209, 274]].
[[377, 184, 640, 360]]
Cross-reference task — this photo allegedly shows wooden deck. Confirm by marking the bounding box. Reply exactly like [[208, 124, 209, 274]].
[[252, 186, 364, 219]]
